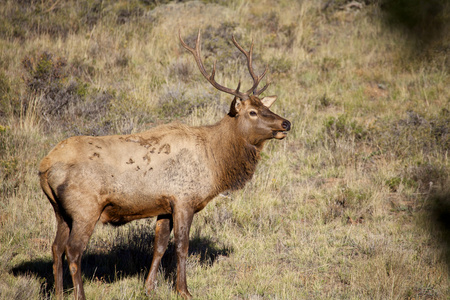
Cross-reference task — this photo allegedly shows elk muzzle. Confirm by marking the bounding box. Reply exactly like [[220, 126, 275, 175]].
[[273, 119, 291, 139]]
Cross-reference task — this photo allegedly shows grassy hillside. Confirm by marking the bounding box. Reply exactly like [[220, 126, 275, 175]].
[[1, 0, 449, 299]]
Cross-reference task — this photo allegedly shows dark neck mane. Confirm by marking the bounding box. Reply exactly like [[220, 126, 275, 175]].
[[204, 116, 262, 192]]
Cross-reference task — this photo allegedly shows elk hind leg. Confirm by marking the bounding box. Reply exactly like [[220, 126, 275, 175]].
[[52, 214, 70, 300], [145, 214, 173, 294], [65, 218, 97, 300]]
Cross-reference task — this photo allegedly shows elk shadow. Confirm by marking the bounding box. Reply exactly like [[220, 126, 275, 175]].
[[10, 228, 233, 298]]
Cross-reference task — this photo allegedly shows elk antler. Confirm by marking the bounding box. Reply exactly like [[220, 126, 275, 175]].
[[179, 30, 270, 99], [231, 36, 270, 96]]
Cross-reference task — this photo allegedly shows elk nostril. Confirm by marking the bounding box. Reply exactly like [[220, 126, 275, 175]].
[[282, 120, 291, 131]]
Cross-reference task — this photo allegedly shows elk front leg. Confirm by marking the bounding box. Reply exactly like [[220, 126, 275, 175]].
[[173, 206, 194, 299], [145, 215, 172, 294]]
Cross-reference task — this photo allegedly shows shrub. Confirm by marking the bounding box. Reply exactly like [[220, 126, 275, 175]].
[[157, 84, 220, 120], [22, 51, 69, 99], [323, 114, 367, 142], [403, 161, 449, 193], [20, 51, 119, 135], [269, 57, 293, 76], [314, 94, 334, 110]]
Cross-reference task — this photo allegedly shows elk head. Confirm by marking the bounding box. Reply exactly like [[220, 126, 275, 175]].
[[179, 31, 291, 148]]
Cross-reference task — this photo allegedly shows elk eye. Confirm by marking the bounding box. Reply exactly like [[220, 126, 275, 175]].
[[249, 111, 257, 117]]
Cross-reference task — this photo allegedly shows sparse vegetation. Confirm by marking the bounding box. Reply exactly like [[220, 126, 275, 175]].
[[1, 0, 449, 299]]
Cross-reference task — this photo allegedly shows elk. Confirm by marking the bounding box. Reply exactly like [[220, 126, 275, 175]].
[[39, 31, 291, 299]]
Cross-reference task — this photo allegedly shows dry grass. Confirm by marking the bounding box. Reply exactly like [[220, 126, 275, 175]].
[[1, 0, 450, 299]]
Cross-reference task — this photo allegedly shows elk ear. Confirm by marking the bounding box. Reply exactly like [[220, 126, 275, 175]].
[[228, 97, 243, 117], [260, 95, 277, 108]]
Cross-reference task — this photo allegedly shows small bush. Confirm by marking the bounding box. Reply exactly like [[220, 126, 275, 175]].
[[386, 176, 403, 192], [324, 114, 367, 142], [403, 161, 449, 193], [269, 57, 293, 76], [20, 51, 120, 135], [115, 2, 145, 25], [314, 94, 335, 110], [169, 59, 193, 83], [320, 57, 341, 72], [157, 85, 220, 120], [323, 185, 369, 224], [22, 52, 67, 94]]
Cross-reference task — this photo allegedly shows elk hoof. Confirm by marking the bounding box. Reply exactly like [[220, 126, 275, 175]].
[[177, 289, 192, 299], [144, 280, 157, 295]]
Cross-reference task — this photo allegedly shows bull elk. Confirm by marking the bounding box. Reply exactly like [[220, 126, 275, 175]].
[[39, 30, 291, 299]]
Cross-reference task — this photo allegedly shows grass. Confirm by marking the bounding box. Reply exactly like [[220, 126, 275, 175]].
[[1, 0, 450, 299]]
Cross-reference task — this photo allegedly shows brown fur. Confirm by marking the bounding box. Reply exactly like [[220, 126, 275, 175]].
[[40, 36, 291, 300]]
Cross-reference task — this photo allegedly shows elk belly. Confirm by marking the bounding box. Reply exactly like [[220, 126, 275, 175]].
[[99, 195, 174, 225]]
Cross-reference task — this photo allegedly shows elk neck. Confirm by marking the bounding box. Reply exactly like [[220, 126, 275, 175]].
[[202, 114, 262, 192]]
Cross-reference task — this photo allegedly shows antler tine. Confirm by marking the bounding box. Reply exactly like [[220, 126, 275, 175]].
[[236, 79, 241, 93], [179, 30, 248, 99], [231, 35, 268, 96], [253, 79, 270, 96]]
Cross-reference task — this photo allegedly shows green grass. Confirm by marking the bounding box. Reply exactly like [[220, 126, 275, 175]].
[[1, 0, 450, 299]]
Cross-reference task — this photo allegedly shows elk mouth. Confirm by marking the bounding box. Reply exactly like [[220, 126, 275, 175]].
[[273, 120, 291, 139], [273, 130, 288, 139]]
